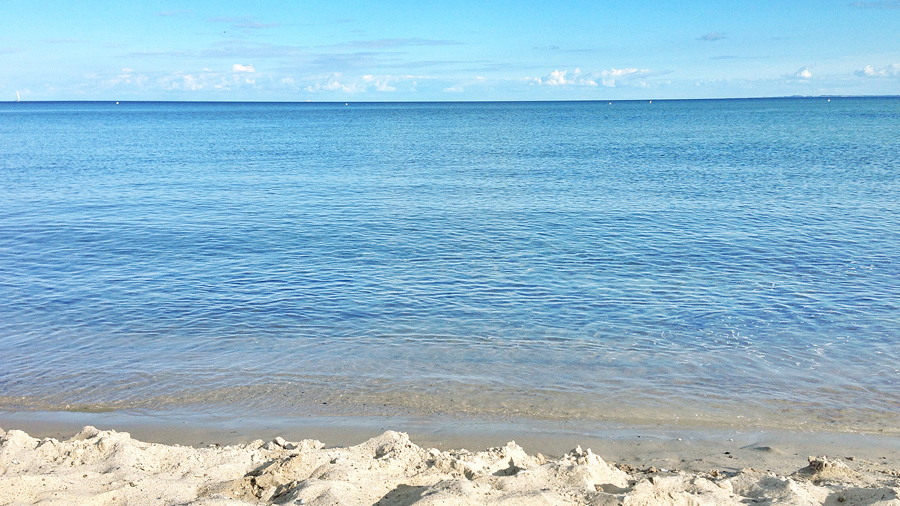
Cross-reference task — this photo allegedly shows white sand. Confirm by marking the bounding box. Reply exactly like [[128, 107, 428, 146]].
[[2, 425, 900, 505]]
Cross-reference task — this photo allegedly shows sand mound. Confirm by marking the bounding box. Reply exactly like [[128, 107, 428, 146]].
[[2, 426, 899, 505]]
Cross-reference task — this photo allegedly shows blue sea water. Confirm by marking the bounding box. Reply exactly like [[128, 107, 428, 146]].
[[1, 99, 898, 432]]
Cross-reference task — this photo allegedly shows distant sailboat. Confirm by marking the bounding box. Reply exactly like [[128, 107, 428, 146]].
[[16, 90, 20, 102]]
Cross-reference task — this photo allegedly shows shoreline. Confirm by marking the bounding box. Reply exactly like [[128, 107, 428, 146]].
[[2, 417, 900, 505], [3, 410, 900, 475]]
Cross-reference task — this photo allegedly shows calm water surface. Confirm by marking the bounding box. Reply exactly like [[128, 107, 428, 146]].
[[1, 99, 898, 432]]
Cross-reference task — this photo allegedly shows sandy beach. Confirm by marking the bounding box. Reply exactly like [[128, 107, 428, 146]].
[[2, 421, 900, 506]]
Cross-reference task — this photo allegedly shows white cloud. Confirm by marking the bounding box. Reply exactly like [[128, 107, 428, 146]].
[[100, 68, 149, 88], [855, 63, 900, 77], [528, 68, 596, 86], [180, 74, 202, 91], [548, 69, 573, 85], [157, 71, 261, 92], [794, 67, 812, 79], [232, 64, 255, 73], [601, 68, 650, 87], [529, 67, 650, 87], [305, 73, 356, 92], [305, 73, 421, 93], [362, 74, 396, 92]]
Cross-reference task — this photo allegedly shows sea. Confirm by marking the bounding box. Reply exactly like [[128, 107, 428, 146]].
[[1, 98, 898, 435]]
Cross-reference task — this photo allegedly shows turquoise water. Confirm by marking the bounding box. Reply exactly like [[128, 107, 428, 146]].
[[1, 99, 898, 431]]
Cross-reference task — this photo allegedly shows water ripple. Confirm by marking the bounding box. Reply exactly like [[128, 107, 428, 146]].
[[1, 99, 899, 431]]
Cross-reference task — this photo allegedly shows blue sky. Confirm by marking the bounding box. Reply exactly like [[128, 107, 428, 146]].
[[3, 0, 900, 101]]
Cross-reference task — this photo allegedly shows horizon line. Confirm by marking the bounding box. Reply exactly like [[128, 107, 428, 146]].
[[5, 94, 900, 104]]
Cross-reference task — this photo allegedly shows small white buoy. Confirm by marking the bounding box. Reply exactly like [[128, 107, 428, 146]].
[[345, 103, 348, 106], [827, 99, 831, 102], [116, 102, 119, 104]]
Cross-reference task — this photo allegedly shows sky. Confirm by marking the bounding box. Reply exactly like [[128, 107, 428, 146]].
[[2, 0, 900, 101]]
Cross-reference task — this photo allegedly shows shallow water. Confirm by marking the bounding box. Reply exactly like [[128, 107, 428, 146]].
[[1, 99, 898, 432]]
